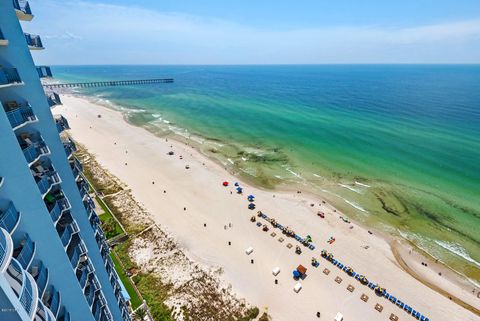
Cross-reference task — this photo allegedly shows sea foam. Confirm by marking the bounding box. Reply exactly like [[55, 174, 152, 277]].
[[434, 240, 480, 268], [355, 181, 371, 188], [283, 166, 303, 179], [339, 184, 362, 194]]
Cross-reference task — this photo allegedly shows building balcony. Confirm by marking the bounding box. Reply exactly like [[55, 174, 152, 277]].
[[105, 256, 113, 276], [93, 223, 105, 241], [58, 217, 80, 249], [0, 201, 21, 235], [45, 192, 71, 225], [47, 91, 62, 107], [89, 212, 101, 236], [117, 295, 130, 320], [0, 28, 8, 46], [13, 234, 36, 270], [33, 169, 61, 199], [31, 262, 49, 298], [83, 201, 100, 224], [36, 66, 52, 78], [13, 0, 34, 21], [18, 133, 50, 166], [36, 299, 56, 321], [25, 33, 44, 50], [85, 196, 96, 215], [0, 67, 23, 88], [71, 164, 80, 181], [95, 232, 110, 260], [77, 260, 94, 290], [2, 101, 38, 130], [0, 227, 14, 273], [93, 304, 103, 321], [36, 299, 47, 321], [44, 287, 61, 318], [63, 138, 77, 157], [84, 275, 101, 308], [67, 237, 87, 269], [57, 307, 70, 321], [54, 115, 70, 133], [105, 308, 114, 321], [63, 139, 77, 159], [5, 258, 38, 318], [86, 199, 98, 219], [93, 293, 108, 321], [122, 307, 132, 321], [73, 156, 83, 171], [109, 273, 118, 293], [77, 178, 89, 200]]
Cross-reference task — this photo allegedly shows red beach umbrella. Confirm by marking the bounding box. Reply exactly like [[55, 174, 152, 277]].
[[223, 181, 229, 186]]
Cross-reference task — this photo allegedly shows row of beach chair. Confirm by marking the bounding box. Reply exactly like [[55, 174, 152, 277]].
[[256, 212, 316, 250], [322, 251, 430, 321]]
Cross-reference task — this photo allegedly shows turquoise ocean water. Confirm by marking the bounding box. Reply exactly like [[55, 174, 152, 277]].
[[52, 65, 480, 282]]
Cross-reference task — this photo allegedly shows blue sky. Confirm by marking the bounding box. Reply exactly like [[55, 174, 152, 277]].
[[26, 0, 480, 65]]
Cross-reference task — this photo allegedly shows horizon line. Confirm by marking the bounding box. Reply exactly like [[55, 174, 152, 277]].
[[49, 63, 480, 67]]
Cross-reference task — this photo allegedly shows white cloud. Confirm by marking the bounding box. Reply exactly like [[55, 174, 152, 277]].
[[27, 0, 480, 64]]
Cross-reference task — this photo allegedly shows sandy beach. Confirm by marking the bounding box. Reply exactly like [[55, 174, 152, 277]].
[[55, 94, 480, 321]]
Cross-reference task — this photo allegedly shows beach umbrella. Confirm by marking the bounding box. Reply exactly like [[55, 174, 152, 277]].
[[359, 275, 368, 285], [346, 267, 354, 276], [234, 182, 239, 186], [223, 181, 229, 186], [248, 194, 255, 198], [375, 286, 386, 296], [248, 203, 256, 210], [321, 250, 327, 258]]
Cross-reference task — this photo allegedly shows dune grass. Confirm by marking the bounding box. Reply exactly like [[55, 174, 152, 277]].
[[96, 196, 124, 239], [110, 251, 143, 310]]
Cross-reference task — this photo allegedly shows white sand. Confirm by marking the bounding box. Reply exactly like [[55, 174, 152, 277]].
[[56, 95, 480, 321]]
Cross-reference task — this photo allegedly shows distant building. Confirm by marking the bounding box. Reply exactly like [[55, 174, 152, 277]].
[[1, 1, 132, 320]]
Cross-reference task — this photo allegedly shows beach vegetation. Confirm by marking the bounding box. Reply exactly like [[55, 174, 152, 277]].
[[132, 273, 174, 321], [110, 251, 143, 309], [96, 196, 124, 239], [114, 240, 174, 321], [230, 306, 259, 321], [102, 195, 148, 235], [134, 307, 146, 320]]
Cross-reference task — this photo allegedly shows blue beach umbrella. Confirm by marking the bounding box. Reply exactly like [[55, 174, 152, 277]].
[[234, 182, 240, 186]]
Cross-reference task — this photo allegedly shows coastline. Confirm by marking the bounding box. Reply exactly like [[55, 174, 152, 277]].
[[76, 92, 480, 287], [69, 89, 480, 284], [55, 94, 480, 321]]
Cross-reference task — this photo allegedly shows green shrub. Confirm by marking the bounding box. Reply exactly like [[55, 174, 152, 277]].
[[134, 273, 174, 321]]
